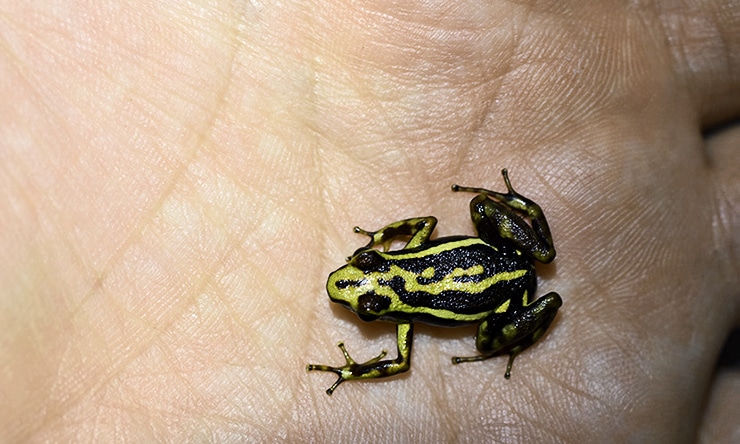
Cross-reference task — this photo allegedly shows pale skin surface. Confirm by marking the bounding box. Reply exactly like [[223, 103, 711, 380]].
[[0, 0, 738, 442]]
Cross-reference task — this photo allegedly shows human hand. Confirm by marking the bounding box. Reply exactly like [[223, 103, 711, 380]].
[[1, 0, 737, 441]]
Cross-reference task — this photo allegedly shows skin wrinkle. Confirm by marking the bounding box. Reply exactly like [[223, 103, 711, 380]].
[[24, 15, 236, 441]]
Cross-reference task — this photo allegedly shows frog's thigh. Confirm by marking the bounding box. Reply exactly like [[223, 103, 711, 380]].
[[476, 292, 562, 354]]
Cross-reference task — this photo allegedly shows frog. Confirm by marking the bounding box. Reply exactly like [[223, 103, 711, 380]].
[[307, 169, 562, 395]]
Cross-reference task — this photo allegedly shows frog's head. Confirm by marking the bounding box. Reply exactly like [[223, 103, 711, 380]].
[[326, 248, 393, 322]]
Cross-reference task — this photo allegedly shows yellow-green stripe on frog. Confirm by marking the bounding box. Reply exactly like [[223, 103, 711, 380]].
[[307, 169, 562, 395]]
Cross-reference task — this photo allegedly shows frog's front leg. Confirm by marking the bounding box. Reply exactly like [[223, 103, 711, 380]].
[[354, 216, 437, 251], [452, 292, 561, 378], [307, 323, 414, 395]]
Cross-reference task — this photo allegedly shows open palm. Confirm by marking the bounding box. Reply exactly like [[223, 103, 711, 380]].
[[1, 0, 738, 441]]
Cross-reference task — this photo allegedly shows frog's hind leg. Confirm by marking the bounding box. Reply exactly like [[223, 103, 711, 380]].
[[453, 169, 556, 263], [452, 292, 562, 378]]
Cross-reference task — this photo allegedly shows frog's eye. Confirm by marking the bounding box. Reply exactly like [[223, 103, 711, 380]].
[[351, 249, 383, 271], [357, 292, 391, 319]]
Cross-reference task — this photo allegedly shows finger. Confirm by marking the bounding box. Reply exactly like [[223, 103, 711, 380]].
[[705, 124, 740, 325], [658, 0, 740, 127], [698, 369, 740, 442]]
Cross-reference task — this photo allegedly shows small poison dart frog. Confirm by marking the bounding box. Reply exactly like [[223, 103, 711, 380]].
[[307, 169, 562, 395]]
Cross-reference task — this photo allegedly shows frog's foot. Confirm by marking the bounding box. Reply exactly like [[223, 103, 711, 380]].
[[351, 226, 395, 253], [452, 169, 534, 215], [452, 169, 512, 200], [451, 350, 521, 379], [306, 343, 387, 395], [353, 226, 377, 249]]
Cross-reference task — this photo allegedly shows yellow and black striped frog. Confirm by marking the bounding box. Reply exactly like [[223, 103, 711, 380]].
[[307, 169, 562, 395]]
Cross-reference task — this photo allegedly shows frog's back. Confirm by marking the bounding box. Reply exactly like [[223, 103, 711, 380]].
[[380, 237, 536, 326]]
